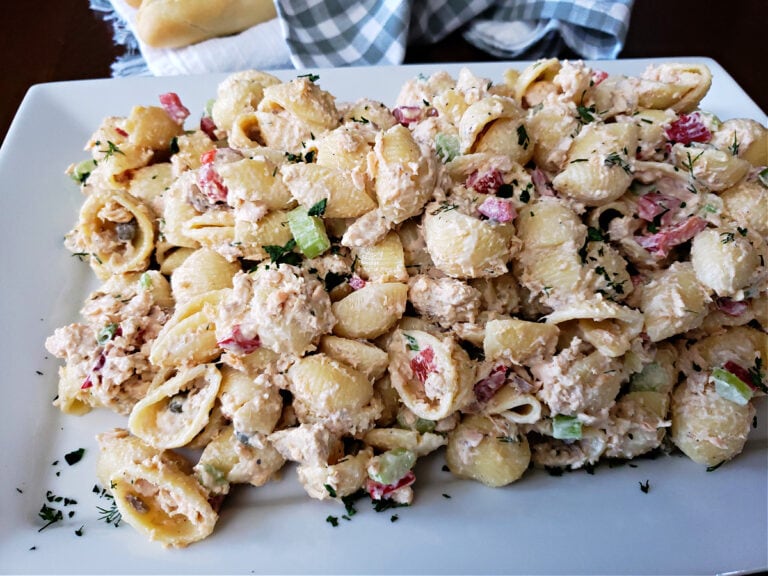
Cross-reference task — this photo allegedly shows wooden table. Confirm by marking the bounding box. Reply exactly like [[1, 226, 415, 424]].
[[1, 0, 765, 146]]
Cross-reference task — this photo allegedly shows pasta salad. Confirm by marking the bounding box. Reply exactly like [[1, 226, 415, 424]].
[[45, 59, 767, 547]]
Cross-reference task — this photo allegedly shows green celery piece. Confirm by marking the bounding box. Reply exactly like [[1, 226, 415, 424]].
[[415, 418, 436, 434], [368, 448, 416, 485], [71, 159, 97, 184], [552, 415, 582, 440], [711, 367, 753, 406], [287, 206, 330, 259], [435, 133, 459, 163], [629, 362, 667, 392]]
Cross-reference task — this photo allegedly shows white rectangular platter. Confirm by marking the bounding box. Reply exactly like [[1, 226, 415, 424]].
[[0, 58, 765, 575]]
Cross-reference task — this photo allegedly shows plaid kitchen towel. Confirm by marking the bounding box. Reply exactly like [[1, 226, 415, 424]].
[[276, 0, 634, 68], [93, 0, 634, 77]]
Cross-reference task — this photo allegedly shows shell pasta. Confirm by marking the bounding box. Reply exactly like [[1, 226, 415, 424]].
[[46, 60, 767, 547]]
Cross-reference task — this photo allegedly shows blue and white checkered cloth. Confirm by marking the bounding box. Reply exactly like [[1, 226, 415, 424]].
[[277, 0, 634, 68], [94, 0, 634, 77]]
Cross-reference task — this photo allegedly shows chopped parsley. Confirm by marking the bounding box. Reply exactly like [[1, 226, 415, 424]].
[[326, 515, 339, 527], [519, 186, 531, 204], [324, 484, 338, 498], [307, 198, 327, 217], [297, 73, 320, 83], [576, 105, 596, 124], [64, 448, 85, 466], [638, 480, 650, 493], [604, 152, 632, 174], [586, 226, 607, 242], [263, 239, 301, 266], [706, 461, 725, 472], [169, 136, 179, 154], [720, 232, 735, 244], [323, 271, 349, 292], [38, 503, 64, 532], [516, 125, 530, 149]]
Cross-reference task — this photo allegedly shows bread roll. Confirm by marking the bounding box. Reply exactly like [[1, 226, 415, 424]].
[[135, 0, 278, 49]]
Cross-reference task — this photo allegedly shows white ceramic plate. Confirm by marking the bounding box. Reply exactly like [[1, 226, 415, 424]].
[[0, 58, 765, 576]]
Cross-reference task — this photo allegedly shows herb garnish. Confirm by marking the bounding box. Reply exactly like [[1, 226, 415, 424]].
[[307, 198, 327, 217], [64, 448, 85, 466], [298, 73, 320, 83], [748, 357, 767, 393], [38, 503, 64, 532], [97, 501, 122, 527], [263, 239, 301, 266], [576, 105, 596, 124], [403, 333, 419, 351], [324, 484, 338, 498], [604, 152, 632, 174], [326, 515, 339, 527], [639, 480, 650, 493], [728, 132, 739, 156], [516, 125, 530, 149], [98, 140, 124, 159], [720, 232, 735, 244], [430, 202, 458, 215]]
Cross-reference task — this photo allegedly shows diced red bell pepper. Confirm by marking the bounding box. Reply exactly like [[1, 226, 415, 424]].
[[81, 353, 106, 389], [365, 470, 416, 500], [665, 113, 711, 145], [592, 70, 609, 86], [197, 162, 228, 203], [159, 92, 190, 124], [466, 169, 504, 194], [723, 361, 754, 390], [410, 346, 435, 384], [217, 325, 261, 354]]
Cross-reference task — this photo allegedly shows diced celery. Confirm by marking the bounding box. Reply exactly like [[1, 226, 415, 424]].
[[415, 418, 436, 434], [287, 206, 330, 259], [435, 133, 459, 163], [711, 367, 753, 406], [552, 415, 582, 440], [629, 362, 668, 392], [71, 158, 97, 184], [139, 272, 153, 290], [368, 448, 416, 485]]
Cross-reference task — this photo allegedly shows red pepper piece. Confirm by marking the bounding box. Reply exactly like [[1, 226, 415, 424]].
[[410, 346, 435, 384], [665, 113, 711, 144], [159, 92, 191, 124]]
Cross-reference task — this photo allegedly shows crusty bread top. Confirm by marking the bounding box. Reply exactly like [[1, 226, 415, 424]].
[[135, 0, 277, 49]]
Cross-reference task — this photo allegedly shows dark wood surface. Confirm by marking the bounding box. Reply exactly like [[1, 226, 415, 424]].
[[1, 0, 765, 147]]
